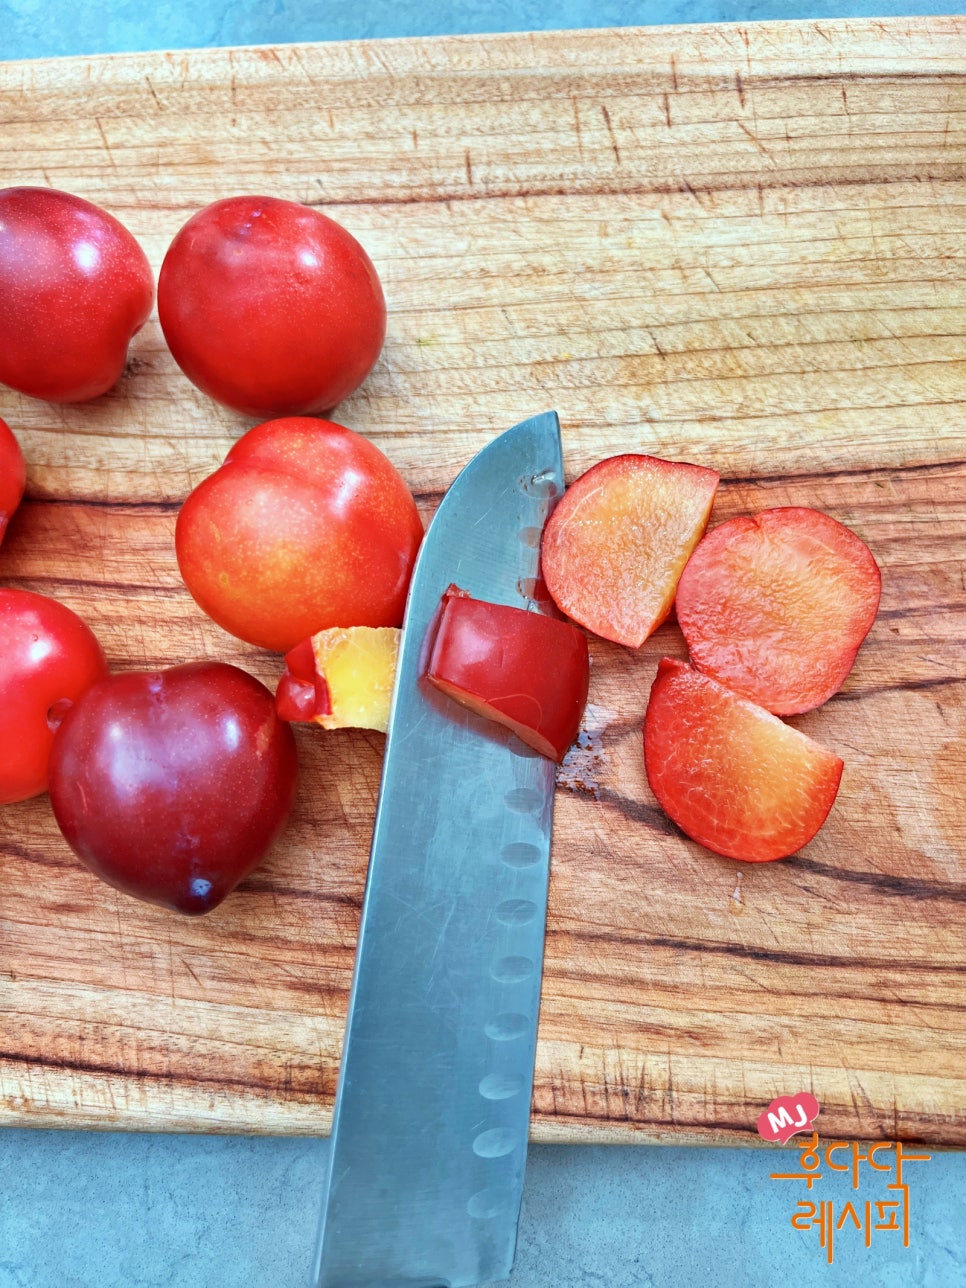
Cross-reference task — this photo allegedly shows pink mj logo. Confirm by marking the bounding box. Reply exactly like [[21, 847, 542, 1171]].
[[757, 1092, 821, 1144]]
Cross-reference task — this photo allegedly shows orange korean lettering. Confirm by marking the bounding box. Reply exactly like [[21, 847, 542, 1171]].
[[791, 1200, 816, 1231]]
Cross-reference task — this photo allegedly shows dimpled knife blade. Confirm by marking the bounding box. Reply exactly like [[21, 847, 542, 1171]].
[[314, 412, 564, 1288]]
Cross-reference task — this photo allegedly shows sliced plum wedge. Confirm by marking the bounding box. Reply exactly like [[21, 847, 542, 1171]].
[[540, 454, 719, 648], [644, 657, 843, 862], [276, 627, 400, 732]]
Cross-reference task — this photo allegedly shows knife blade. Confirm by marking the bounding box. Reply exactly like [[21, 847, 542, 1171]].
[[314, 411, 564, 1288]]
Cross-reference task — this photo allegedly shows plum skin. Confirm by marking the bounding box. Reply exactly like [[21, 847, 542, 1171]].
[[157, 195, 386, 418], [175, 417, 424, 654], [0, 187, 153, 402], [0, 587, 109, 804], [48, 662, 298, 915]]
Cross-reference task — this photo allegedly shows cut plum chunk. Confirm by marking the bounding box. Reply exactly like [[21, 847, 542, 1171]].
[[425, 588, 589, 762], [276, 627, 399, 732], [644, 658, 843, 862]]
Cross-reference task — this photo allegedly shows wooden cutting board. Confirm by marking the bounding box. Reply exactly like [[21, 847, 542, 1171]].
[[1, 17, 965, 1147]]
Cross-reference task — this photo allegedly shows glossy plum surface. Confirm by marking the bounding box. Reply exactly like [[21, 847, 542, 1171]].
[[48, 661, 298, 915], [0, 588, 109, 804], [175, 417, 423, 653], [426, 587, 589, 762], [0, 416, 26, 544], [0, 187, 153, 402], [158, 195, 386, 417]]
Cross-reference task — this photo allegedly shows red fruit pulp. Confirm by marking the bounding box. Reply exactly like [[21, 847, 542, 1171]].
[[643, 657, 844, 862], [676, 506, 881, 714], [540, 453, 719, 648]]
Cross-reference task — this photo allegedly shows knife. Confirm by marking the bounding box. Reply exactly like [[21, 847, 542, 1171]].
[[313, 411, 564, 1288]]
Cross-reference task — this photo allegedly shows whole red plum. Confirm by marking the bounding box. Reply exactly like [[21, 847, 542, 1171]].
[[48, 662, 298, 915], [0, 187, 153, 402], [0, 588, 109, 804], [0, 417, 26, 543], [175, 417, 423, 653], [158, 195, 386, 417]]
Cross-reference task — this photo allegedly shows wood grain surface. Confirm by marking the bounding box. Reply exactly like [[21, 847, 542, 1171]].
[[1, 18, 965, 1146]]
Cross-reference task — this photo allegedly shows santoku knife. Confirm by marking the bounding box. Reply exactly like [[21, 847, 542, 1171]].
[[314, 411, 564, 1288]]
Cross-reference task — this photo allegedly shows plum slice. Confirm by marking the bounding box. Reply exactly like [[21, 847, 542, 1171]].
[[676, 506, 881, 714], [425, 589, 589, 762], [644, 658, 843, 862], [540, 454, 719, 647]]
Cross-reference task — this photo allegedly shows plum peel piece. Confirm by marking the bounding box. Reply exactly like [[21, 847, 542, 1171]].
[[426, 587, 589, 763]]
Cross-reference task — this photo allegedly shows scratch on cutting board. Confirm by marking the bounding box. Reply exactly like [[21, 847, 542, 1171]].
[[731, 871, 744, 912], [600, 105, 621, 165]]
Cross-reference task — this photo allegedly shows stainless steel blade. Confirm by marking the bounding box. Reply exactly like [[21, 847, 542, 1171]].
[[314, 412, 564, 1288]]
